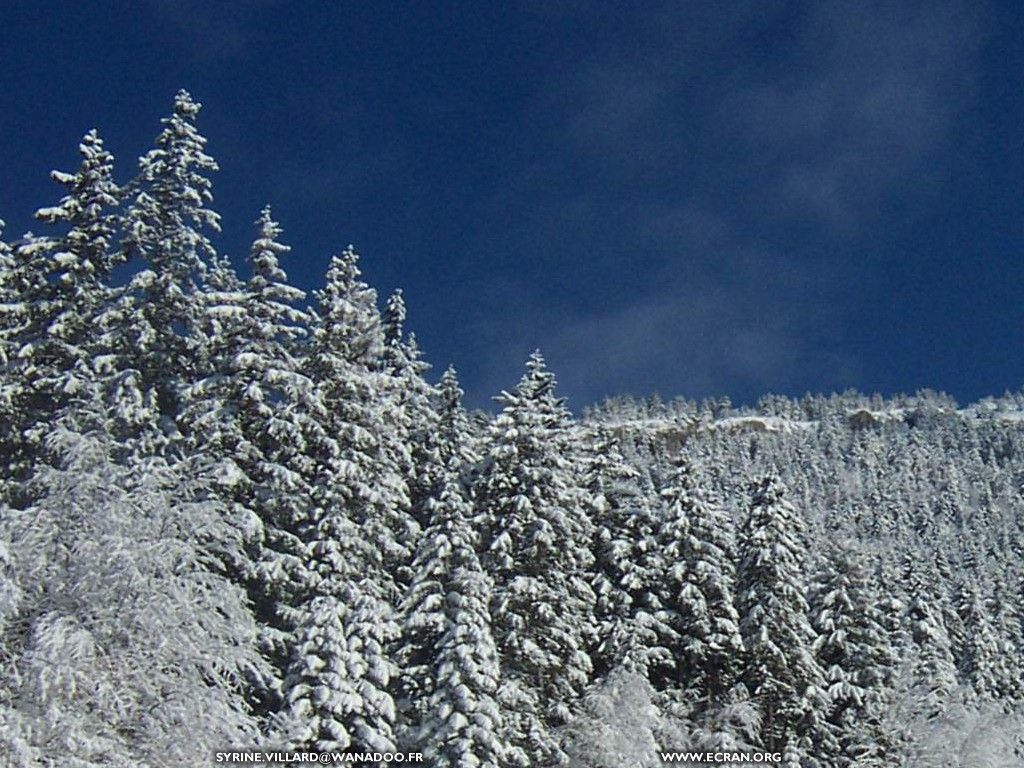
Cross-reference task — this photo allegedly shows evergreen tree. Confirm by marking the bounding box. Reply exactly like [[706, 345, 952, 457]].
[[657, 456, 744, 705], [303, 249, 415, 588], [181, 207, 317, 719], [476, 351, 596, 767], [280, 247, 412, 753], [905, 562, 959, 720], [116, 89, 220, 426], [955, 584, 1015, 703], [381, 288, 437, 543], [810, 547, 899, 766], [988, 579, 1024, 702], [0, 133, 120, 504], [382, 288, 411, 373], [736, 475, 828, 759], [585, 428, 670, 682], [280, 581, 398, 753], [23, 130, 121, 400], [399, 476, 504, 767], [435, 365, 481, 472], [0, 220, 24, 505]]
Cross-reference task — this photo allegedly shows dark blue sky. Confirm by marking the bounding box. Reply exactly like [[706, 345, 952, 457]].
[[2, 1, 1022, 409]]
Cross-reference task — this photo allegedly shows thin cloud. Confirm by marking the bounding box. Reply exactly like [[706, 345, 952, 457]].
[[540, 211, 859, 404], [718, 0, 985, 227], [474, 0, 987, 404]]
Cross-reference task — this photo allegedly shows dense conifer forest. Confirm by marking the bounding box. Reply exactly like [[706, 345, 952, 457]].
[[2, 93, 1022, 766]]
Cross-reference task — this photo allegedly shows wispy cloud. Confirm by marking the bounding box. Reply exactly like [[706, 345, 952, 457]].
[[717, 0, 984, 227], [477, 0, 987, 405], [538, 206, 861, 404]]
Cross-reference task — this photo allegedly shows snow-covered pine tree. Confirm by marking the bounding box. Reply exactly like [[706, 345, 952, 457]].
[[955, 583, 1015, 703], [395, 360, 490, 744], [33, 129, 121, 276], [0, 220, 24, 506], [398, 474, 504, 767], [0, 219, 12, 343], [657, 455, 744, 708], [116, 89, 220, 430], [736, 475, 828, 761], [0, 230, 69, 496], [435, 365, 481, 472], [809, 546, 899, 767], [0, 133, 121, 506], [22, 130, 121, 404], [279, 578, 398, 753], [382, 288, 410, 372], [189, 251, 247, 386], [180, 207, 318, 720], [279, 247, 412, 753], [904, 559, 959, 720], [932, 551, 969, 673], [278, 478, 398, 752], [476, 351, 597, 767], [988, 579, 1024, 702], [302, 249, 415, 593], [584, 428, 671, 683], [381, 288, 437, 546], [397, 368, 488, 755]]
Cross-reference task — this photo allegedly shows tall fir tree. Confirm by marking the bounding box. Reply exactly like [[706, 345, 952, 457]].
[[380, 288, 436, 545], [0, 220, 23, 506], [904, 559, 959, 720], [398, 475, 505, 767], [301, 248, 415, 598], [0, 132, 120, 505], [475, 351, 596, 767], [435, 365, 481, 472], [279, 247, 412, 753], [23, 130, 121, 404], [585, 428, 671, 683], [115, 89, 220, 429], [397, 362, 501, 763], [736, 475, 828, 761], [657, 456, 744, 705], [180, 207, 318, 720], [810, 547, 899, 766], [955, 583, 1015, 703]]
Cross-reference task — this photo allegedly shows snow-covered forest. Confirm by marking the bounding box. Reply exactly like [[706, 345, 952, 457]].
[[2, 92, 1023, 767]]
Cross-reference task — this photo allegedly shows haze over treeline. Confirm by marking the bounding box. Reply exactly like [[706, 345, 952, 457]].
[[1, 94, 1022, 767]]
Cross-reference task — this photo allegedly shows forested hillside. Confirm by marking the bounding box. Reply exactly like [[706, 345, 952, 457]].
[[1, 93, 1022, 767]]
